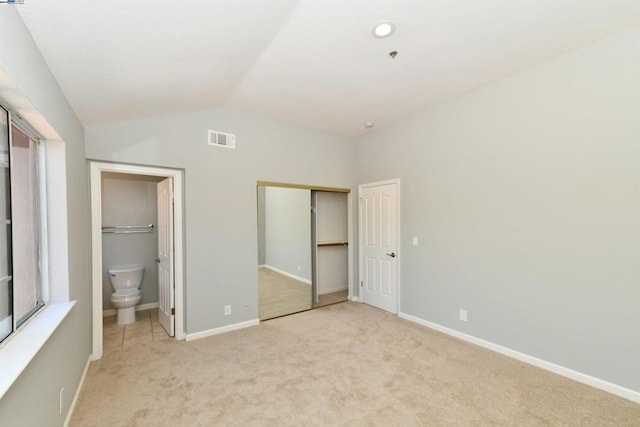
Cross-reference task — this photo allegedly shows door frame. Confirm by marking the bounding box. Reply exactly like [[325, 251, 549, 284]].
[[358, 178, 401, 313], [89, 161, 185, 360]]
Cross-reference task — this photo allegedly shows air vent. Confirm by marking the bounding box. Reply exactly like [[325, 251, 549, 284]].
[[208, 130, 236, 149]]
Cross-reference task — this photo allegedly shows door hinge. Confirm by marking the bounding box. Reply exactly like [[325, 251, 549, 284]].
[[360, 281, 363, 287], [171, 307, 175, 315]]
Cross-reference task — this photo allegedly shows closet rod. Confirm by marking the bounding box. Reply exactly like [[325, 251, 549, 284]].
[[102, 224, 154, 233], [317, 242, 348, 247], [102, 229, 152, 234]]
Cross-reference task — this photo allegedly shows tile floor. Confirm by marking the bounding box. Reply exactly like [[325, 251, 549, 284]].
[[103, 309, 170, 353]]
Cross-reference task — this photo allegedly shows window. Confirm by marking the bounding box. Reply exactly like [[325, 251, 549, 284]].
[[0, 105, 44, 343]]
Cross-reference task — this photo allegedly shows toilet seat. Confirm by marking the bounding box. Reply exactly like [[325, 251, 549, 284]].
[[112, 288, 141, 298], [110, 289, 141, 305]]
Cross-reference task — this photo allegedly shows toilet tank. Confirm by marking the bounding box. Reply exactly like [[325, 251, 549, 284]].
[[108, 265, 144, 291]]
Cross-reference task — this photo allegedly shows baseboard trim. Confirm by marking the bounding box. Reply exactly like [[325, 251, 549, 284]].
[[398, 312, 640, 403], [64, 354, 92, 427], [185, 319, 260, 342], [348, 295, 360, 302], [261, 264, 311, 285], [102, 302, 159, 317]]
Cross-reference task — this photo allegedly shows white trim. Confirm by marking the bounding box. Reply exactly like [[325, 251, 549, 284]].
[[398, 311, 640, 404], [102, 302, 159, 317], [185, 319, 260, 342], [0, 302, 75, 399], [348, 295, 360, 302], [45, 140, 70, 303], [358, 178, 401, 313], [38, 141, 49, 303], [90, 161, 185, 361], [64, 354, 92, 427], [89, 163, 102, 360], [261, 264, 311, 285]]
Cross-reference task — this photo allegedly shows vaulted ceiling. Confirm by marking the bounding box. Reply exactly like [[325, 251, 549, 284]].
[[17, 0, 640, 136]]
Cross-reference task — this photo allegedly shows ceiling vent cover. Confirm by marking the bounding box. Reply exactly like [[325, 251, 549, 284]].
[[208, 130, 236, 149]]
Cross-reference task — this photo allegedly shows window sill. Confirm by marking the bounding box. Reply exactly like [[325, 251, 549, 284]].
[[0, 301, 76, 399]]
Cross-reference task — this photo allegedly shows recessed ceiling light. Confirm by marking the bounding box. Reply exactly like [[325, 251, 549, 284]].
[[373, 21, 395, 38], [364, 121, 375, 129]]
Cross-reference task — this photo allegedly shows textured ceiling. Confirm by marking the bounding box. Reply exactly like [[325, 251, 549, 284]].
[[16, 0, 640, 136]]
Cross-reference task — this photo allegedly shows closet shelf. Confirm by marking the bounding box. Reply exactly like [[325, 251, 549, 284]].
[[317, 242, 348, 247]]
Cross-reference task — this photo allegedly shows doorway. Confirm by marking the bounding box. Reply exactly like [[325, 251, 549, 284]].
[[358, 179, 400, 314], [90, 162, 185, 360]]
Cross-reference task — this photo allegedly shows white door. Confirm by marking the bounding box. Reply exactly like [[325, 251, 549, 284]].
[[157, 177, 175, 336], [360, 181, 399, 313]]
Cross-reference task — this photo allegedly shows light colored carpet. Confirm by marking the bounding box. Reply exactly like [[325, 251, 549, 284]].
[[70, 302, 640, 426], [258, 267, 311, 320]]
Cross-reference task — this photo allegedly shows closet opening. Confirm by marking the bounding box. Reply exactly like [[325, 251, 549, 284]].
[[256, 182, 352, 321]]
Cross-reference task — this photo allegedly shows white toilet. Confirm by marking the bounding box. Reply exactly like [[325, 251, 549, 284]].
[[108, 265, 144, 325]]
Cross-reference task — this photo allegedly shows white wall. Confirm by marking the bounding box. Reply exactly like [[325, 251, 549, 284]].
[[101, 172, 160, 310], [85, 107, 355, 333], [0, 7, 90, 425], [264, 187, 311, 281], [355, 25, 640, 393]]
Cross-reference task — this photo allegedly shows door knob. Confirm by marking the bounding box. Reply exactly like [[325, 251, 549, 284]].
[[386, 252, 396, 258], [155, 258, 161, 263]]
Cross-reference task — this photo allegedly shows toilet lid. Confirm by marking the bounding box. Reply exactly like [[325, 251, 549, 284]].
[[113, 289, 141, 297]]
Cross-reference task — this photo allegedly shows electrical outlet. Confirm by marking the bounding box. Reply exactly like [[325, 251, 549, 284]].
[[459, 309, 468, 322], [224, 305, 231, 315], [244, 304, 249, 311], [59, 388, 64, 415], [297, 265, 301, 271], [412, 237, 419, 246]]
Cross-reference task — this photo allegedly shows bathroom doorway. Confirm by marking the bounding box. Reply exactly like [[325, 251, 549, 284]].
[[90, 162, 185, 360]]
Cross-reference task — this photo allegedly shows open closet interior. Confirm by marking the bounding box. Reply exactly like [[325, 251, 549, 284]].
[[312, 191, 349, 307], [257, 183, 349, 321]]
